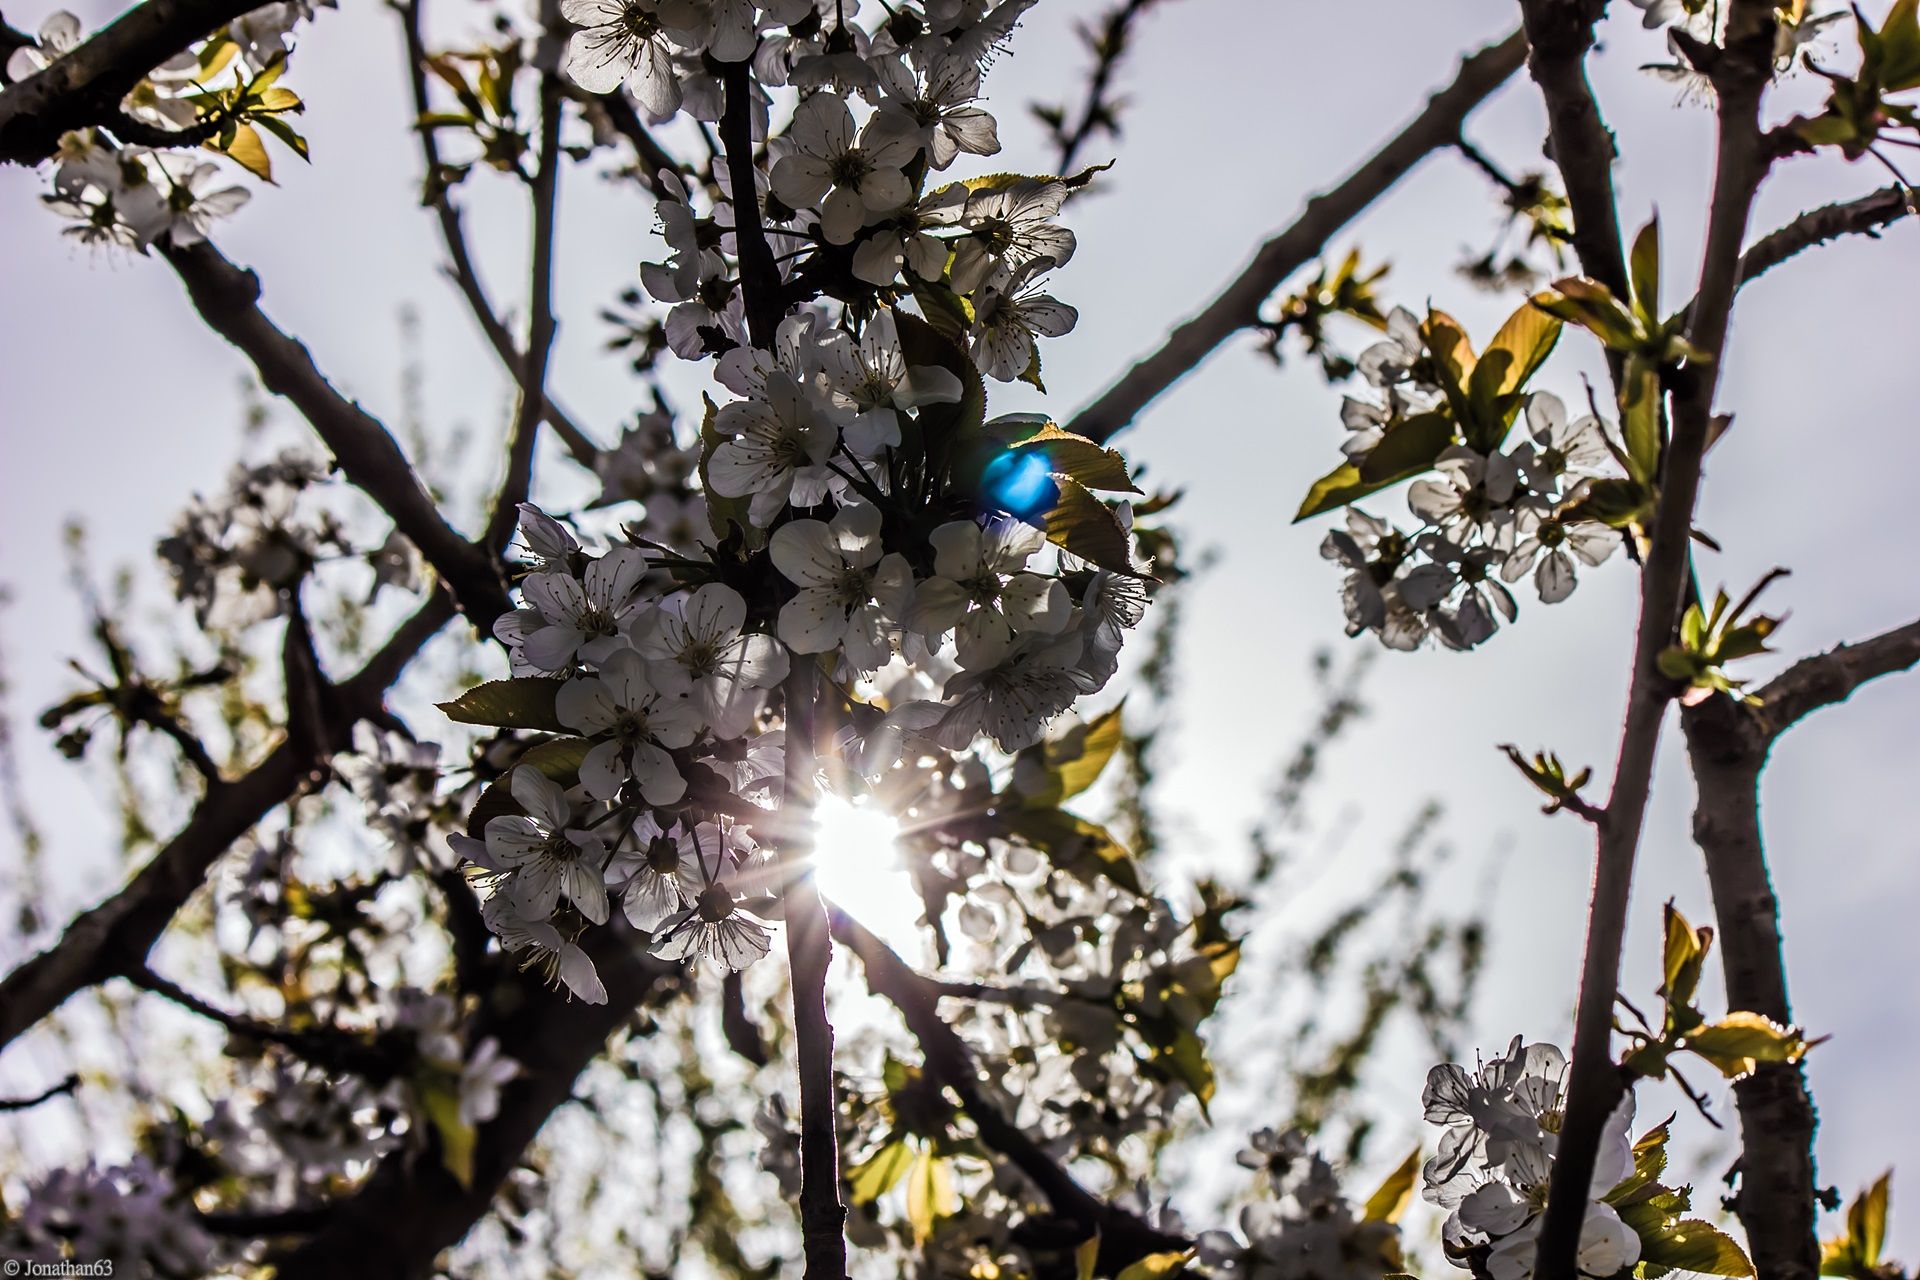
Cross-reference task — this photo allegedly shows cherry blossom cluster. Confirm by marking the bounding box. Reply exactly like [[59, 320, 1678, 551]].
[[1196, 1127, 1405, 1280], [1421, 1037, 1641, 1280], [0, 1157, 217, 1276], [1321, 307, 1623, 651], [15, 4, 317, 248]]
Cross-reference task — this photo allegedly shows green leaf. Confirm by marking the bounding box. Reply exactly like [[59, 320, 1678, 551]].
[[897, 306, 986, 458], [1630, 218, 1662, 323], [419, 1073, 478, 1189], [1000, 808, 1143, 894], [1015, 703, 1127, 808], [1159, 1024, 1216, 1116], [1008, 424, 1141, 493], [1294, 412, 1456, 522], [848, 1139, 915, 1205], [1115, 1252, 1194, 1280], [213, 122, 273, 183], [1638, 1219, 1755, 1277], [903, 1147, 957, 1243], [1659, 902, 1711, 1022], [1359, 411, 1457, 483], [1824, 1172, 1893, 1275], [254, 112, 311, 162], [1876, 0, 1920, 91], [1077, 1236, 1101, 1280], [696, 393, 756, 544], [1466, 301, 1562, 446], [1040, 475, 1136, 574], [1362, 1147, 1422, 1224], [1017, 342, 1047, 392], [1680, 1011, 1809, 1078], [1621, 362, 1664, 486], [1605, 1116, 1674, 1206], [463, 737, 594, 839], [439, 678, 569, 732]]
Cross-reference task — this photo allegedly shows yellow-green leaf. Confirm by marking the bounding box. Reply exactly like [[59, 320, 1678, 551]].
[[214, 122, 273, 182], [1639, 1218, 1754, 1277], [419, 1075, 477, 1189], [848, 1139, 915, 1205], [1680, 1011, 1810, 1079], [1115, 1251, 1194, 1280], [1041, 475, 1136, 575], [1822, 1172, 1892, 1276], [1362, 1147, 1422, 1224], [1001, 808, 1142, 895], [1077, 1235, 1101, 1280], [903, 1147, 957, 1243], [1009, 424, 1140, 493], [463, 737, 595, 839]]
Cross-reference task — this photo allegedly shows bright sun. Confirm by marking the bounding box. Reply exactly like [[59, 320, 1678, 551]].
[[810, 792, 926, 952]]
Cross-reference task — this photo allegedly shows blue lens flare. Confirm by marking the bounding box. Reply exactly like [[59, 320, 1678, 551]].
[[982, 449, 1057, 520]]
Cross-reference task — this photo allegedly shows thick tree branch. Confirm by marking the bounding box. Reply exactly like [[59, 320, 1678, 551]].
[[0, 589, 454, 1055], [1516, 0, 1630, 300], [1062, 28, 1527, 443], [162, 241, 512, 625], [1680, 693, 1821, 1280], [395, 0, 599, 469], [269, 923, 685, 1280], [831, 908, 1190, 1273], [1755, 616, 1920, 737], [0, 0, 259, 164], [1535, 8, 1783, 1279]]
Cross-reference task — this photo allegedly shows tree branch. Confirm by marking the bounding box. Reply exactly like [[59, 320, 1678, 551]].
[[126, 963, 407, 1079], [1735, 183, 1918, 293], [585, 85, 682, 199], [394, 0, 599, 469], [778, 660, 849, 1279], [1516, 0, 1630, 301], [0, 1072, 79, 1111], [719, 53, 846, 1275], [268, 922, 685, 1280], [161, 241, 512, 625], [482, 43, 564, 552], [1535, 8, 1784, 1278], [0, 589, 454, 1054], [831, 908, 1190, 1272], [0, 0, 261, 164], [1680, 692, 1821, 1280], [1048, 0, 1165, 175], [1061, 28, 1525, 443], [1755, 616, 1920, 738]]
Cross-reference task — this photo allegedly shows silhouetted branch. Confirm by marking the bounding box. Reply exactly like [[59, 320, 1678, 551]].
[[1063, 28, 1526, 443], [0, 1073, 79, 1111], [269, 922, 685, 1280], [0, 589, 454, 1054], [394, 0, 599, 468], [162, 241, 512, 625], [831, 908, 1190, 1273], [483, 42, 564, 552], [1535, 7, 1785, 1278], [0, 0, 259, 163], [127, 963, 406, 1079]]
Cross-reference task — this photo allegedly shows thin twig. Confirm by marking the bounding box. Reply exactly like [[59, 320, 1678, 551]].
[[0, 589, 454, 1054], [482, 38, 564, 553], [831, 908, 1191, 1273], [0, 1073, 79, 1111], [394, 0, 599, 468], [126, 964, 404, 1079], [1533, 8, 1783, 1278], [1062, 28, 1526, 443], [1047, 0, 1166, 175]]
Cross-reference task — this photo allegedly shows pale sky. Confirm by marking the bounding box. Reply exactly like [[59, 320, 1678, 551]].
[[2, 0, 1916, 1260]]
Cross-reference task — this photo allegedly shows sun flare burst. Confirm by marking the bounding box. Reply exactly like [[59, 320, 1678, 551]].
[[810, 792, 925, 952]]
